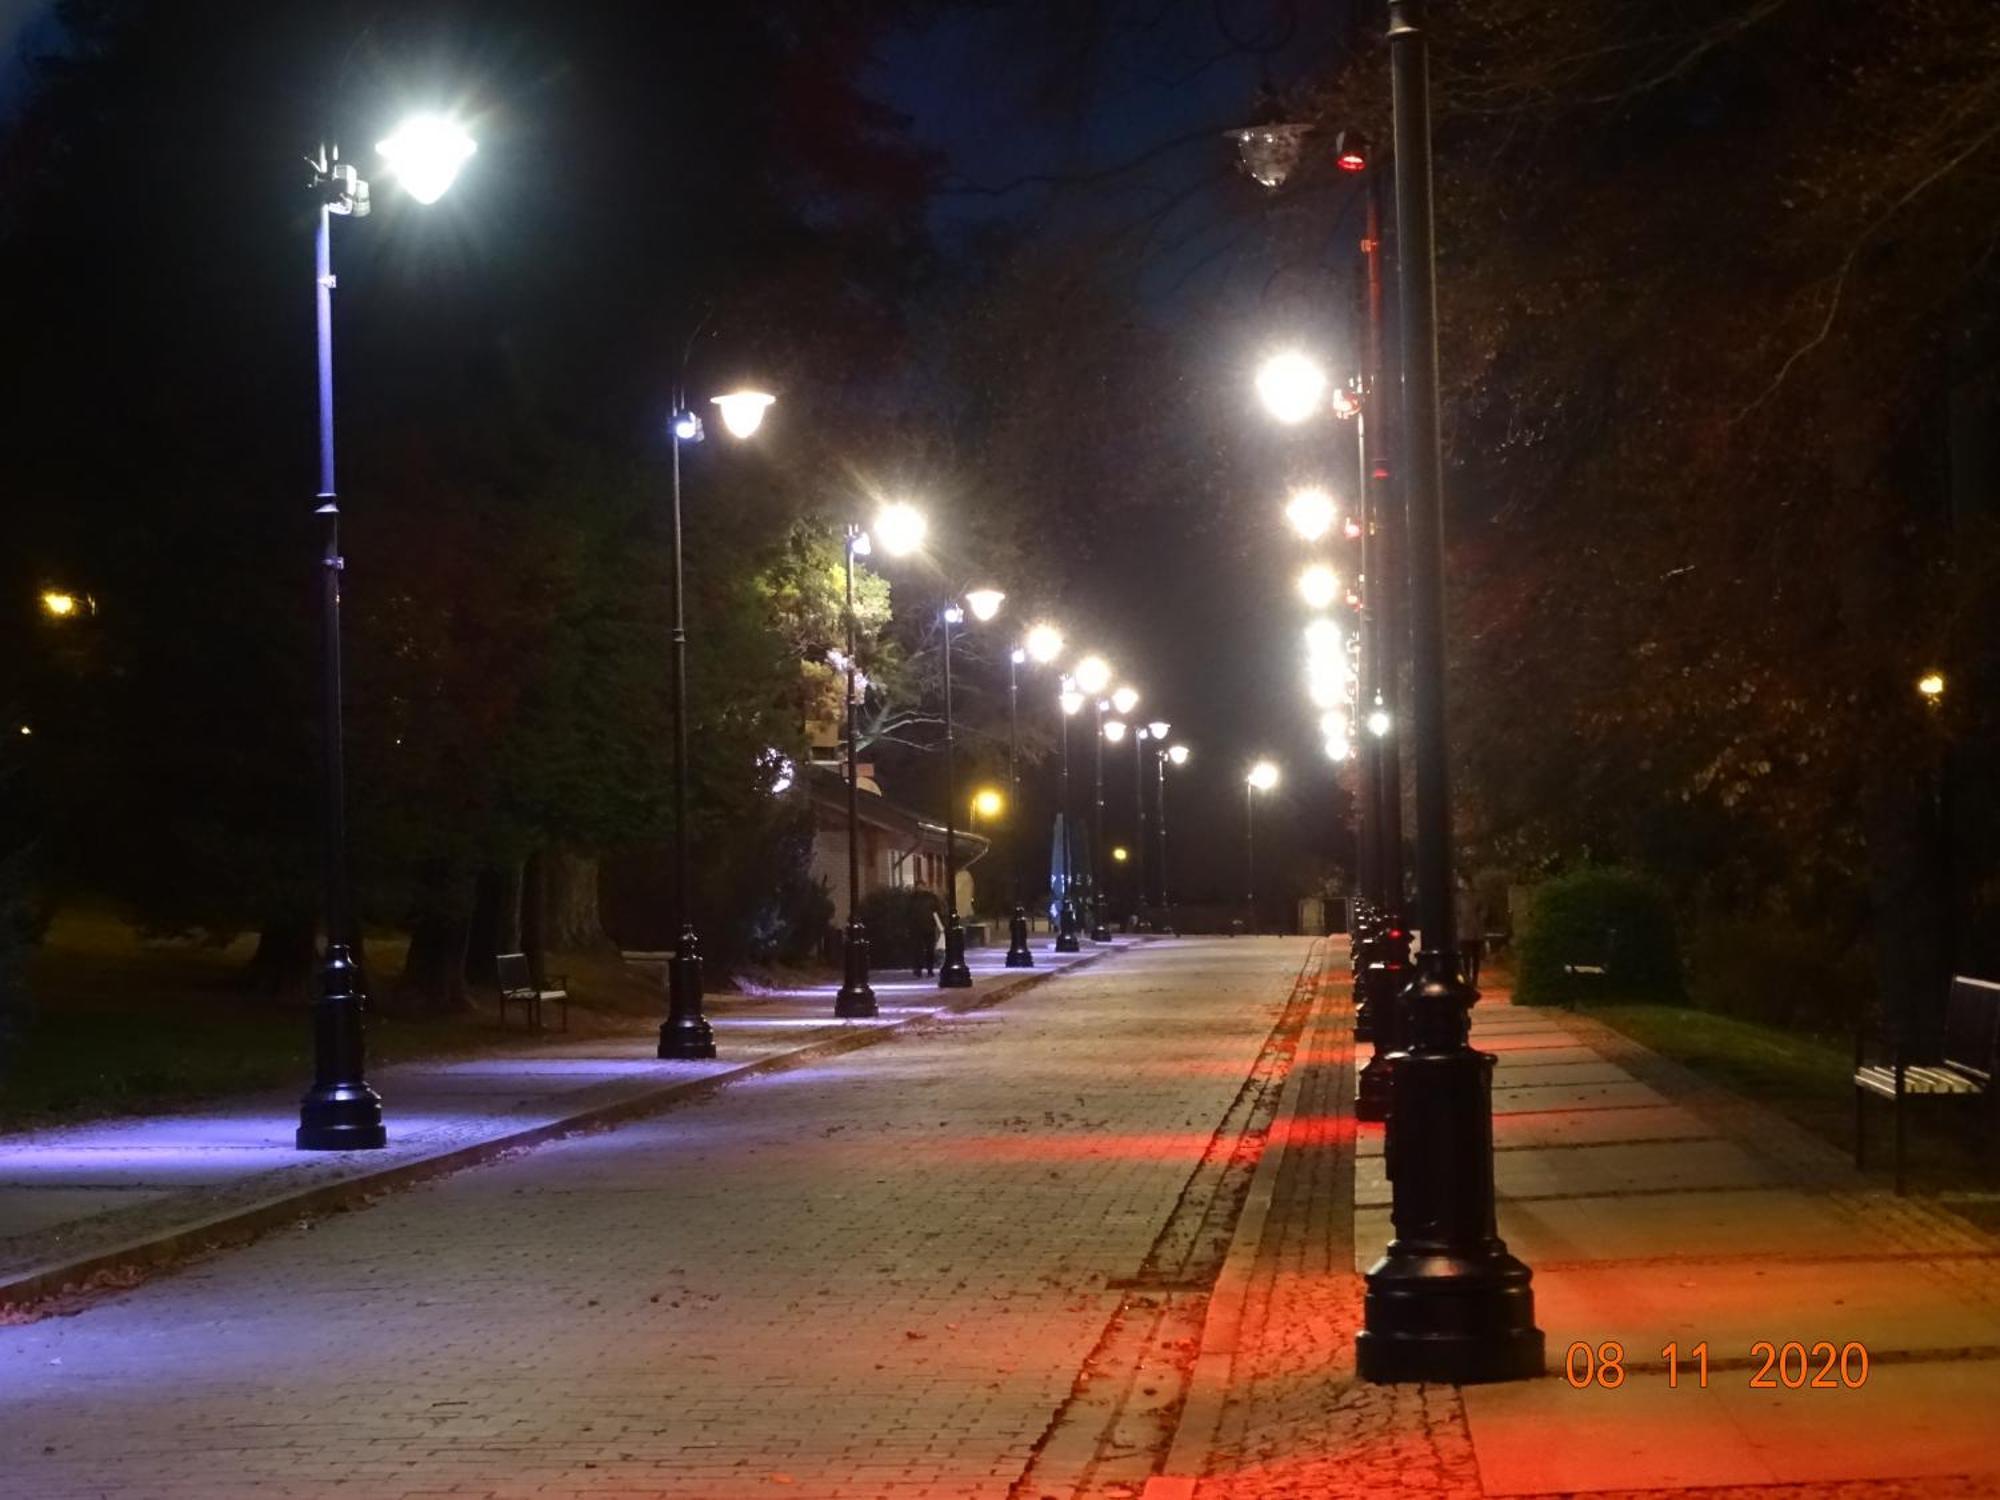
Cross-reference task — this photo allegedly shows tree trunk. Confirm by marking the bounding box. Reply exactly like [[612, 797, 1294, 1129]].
[[242, 913, 317, 1004], [522, 849, 549, 988], [465, 863, 524, 987], [544, 847, 614, 953], [394, 869, 476, 1016]]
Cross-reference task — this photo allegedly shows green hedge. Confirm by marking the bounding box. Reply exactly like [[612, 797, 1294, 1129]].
[[1516, 866, 1684, 1007]]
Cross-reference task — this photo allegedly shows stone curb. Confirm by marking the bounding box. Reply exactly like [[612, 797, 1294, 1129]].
[[0, 943, 1131, 1316], [1145, 938, 1345, 1499]]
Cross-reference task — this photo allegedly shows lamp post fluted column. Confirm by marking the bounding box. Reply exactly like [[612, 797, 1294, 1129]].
[[835, 526, 877, 1018], [658, 411, 716, 1059], [1132, 731, 1150, 927], [296, 162, 386, 1152], [938, 608, 973, 987], [1089, 702, 1111, 941], [1355, 0, 1543, 1386], [1005, 651, 1034, 966], [1056, 690, 1081, 952]]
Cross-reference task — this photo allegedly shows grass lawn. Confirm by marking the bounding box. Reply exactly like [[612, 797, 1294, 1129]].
[[1575, 998, 2000, 1227], [1, 911, 656, 1131]]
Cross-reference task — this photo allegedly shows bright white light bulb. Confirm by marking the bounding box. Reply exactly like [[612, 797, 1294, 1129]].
[[1167, 743, 1190, 766], [1367, 708, 1392, 737], [1111, 685, 1139, 715], [711, 390, 774, 439], [1074, 655, 1112, 695], [1059, 687, 1085, 716], [1325, 736, 1353, 762], [1103, 719, 1128, 743], [1304, 618, 1343, 657], [1256, 350, 1328, 425], [1026, 623, 1065, 664], [874, 502, 928, 557], [376, 114, 476, 205], [1298, 564, 1340, 611], [1147, 720, 1170, 739], [1247, 760, 1280, 791], [965, 588, 1005, 622], [1285, 487, 1338, 541]]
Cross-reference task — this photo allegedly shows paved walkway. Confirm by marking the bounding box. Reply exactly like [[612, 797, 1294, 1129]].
[[1177, 962, 2000, 1498], [0, 936, 1325, 1500], [0, 937, 1119, 1310]]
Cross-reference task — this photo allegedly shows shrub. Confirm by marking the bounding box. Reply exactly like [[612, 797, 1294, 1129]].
[[1687, 912, 1868, 1038], [1516, 866, 1684, 1007]]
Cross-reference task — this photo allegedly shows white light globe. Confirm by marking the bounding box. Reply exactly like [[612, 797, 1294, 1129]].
[[965, 588, 1006, 622], [1256, 350, 1328, 425], [1298, 565, 1341, 611], [1111, 685, 1139, 715], [1166, 743, 1190, 766], [1247, 760, 1280, 791], [1026, 622, 1065, 664], [1285, 487, 1338, 541], [377, 114, 477, 205], [711, 390, 775, 439], [1074, 655, 1112, 696], [1103, 719, 1128, 743], [874, 502, 928, 557]]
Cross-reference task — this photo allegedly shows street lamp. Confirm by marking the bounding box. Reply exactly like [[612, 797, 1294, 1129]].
[[874, 501, 928, 558], [835, 523, 878, 1019], [1074, 654, 1112, 696], [1006, 627, 1062, 968], [1298, 564, 1342, 610], [1088, 679, 1126, 943], [1111, 685, 1139, 716], [1354, 0, 1544, 1386], [1056, 681, 1086, 951], [38, 590, 81, 619], [294, 115, 474, 1153], [1285, 487, 1339, 541], [1135, 720, 1169, 925], [658, 384, 774, 1060], [1255, 350, 1329, 425], [938, 588, 1003, 988], [1160, 742, 1190, 931], [1244, 760, 1280, 934]]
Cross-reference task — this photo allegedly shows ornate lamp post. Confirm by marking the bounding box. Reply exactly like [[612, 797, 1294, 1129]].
[[1006, 622, 1065, 967], [296, 115, 474, 1153], [936, 586, 1005, 988], [1354, 0, 1543, 1386], [1071, 654, 1113, 939], [658, 386, 774, 1061], [1136, 719, 1168, 923], [1160, 742, 1189, 931], [1243, 760, 1280, 934], [835, 524, 880, 1019], [1055, 680, 1085, 951]]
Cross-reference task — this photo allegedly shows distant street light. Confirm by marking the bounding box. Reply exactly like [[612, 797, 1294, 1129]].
[[38, 590, 80, 619], [1026, 622, 1065, 664], [1244, 760, 1280, 934], [1255, 350, 1329, 425], [1159, 742, 1190, 931], [295, 116, 474, 1153], [1285, 487, 1339, 541], [1299, 564, 1342, 610], [1102, 718, 1128, 744], [1005, 635, 1058, 970], [1073, 654, 1112, 697], [972, 787, 1004, 821], [659, 381, 775, 1061], [1111, 685, 1140, 716], [1918, 671, 1946, 704], [965, 588, 1006, 622], [874, 501, 928, 557]]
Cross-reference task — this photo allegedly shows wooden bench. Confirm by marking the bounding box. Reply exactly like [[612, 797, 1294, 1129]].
[[1854, 975, 2000, 1196], [497, 951, 569, 1032]]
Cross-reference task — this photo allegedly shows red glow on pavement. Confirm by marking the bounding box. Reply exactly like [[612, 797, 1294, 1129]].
[[1266, 1113, 1357, 1149], [928, 1131, 1242, 1163]]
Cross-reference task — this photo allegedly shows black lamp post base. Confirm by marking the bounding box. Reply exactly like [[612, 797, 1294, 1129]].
[[659, 941, 715, 1059], [1005, 909, 1034, 967], [297, 1083, 387, 1152], [1356, 1249, 1545, 1384], [836, 923, 878, 1017], [1055, 903, 1081, 953], [1089, 920, 1111, 942], [939, 921, 973, 989]]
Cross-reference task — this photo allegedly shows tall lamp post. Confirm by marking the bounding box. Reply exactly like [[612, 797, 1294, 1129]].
[[835, 524, 879, 1019], [658, 386, 774, 1060], [1355, 0, 1543, 1386], [296, 116, 474, 1153], [1102, 718, 1129, 920], [1159, 742, 1189, 931], [1136, 719, 1169, 922], [1072, 654, 1113, 939], [1055, 679, 1085, 951], [937, 586, 1005, 989], [1007, 622, 1066, 967], [1244, 759, 1280, 934]]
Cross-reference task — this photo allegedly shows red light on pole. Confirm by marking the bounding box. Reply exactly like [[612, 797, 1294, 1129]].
[[1335, 129, 1370, 174]]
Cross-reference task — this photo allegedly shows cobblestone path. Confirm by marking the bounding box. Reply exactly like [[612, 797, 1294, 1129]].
[[0, 938, 1324, 1500]]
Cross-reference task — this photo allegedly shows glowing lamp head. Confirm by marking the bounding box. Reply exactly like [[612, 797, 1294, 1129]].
[[1320, 710, 1349, 741], [1255, 350, 1328, 425], [1011, 647, 1027, 665], [1074, 655, 1112, 696], [1147, 720, 1171, 740], [873, 501, 928, 557], [972, 787, 1004, 820], [670, 409, 703, 442], [1343, 516, 1364, 540], [1026, 622, 1065, 664], [965, 587, 1005, 623], [1111, 846, 1129, 863], [1059, 684, 1086, 716], [1103, 719, 1127, 744], [1226, 122, 1311, 189], [1111, 685, 1139, 715], [1917, 671, 1946, 704], [942, 605, 965, 626], [39, 590, 78, 618], [1298, 564, 1341, 611], [1366, 707, 1392, 737], [1166, 743, 1190, 766], [1334, 129, 1370, 174], [1247, 760, 1280, 792], [1285, 487, 1337, 541], [376, 114, 476, 205], [711, 390, 774, 439], [1326, 736, 1353, 761], [848, 529, 872, 557]]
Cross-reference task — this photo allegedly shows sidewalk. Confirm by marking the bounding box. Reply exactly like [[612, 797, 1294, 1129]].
[[0, 936, 1126, 1314], [1170, 959, 2000, 1497]]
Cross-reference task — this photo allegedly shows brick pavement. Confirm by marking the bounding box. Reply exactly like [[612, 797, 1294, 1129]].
[[1177, 965, 2000, 1500], [0, 936, 1323, 1500]]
